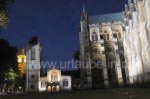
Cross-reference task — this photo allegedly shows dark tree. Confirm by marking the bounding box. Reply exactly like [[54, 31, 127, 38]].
[[15, 74, 26, 92], [0, 39, 19, 91]]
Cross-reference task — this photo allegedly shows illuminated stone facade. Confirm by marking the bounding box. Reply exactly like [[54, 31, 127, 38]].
[[79, 0, 150, 88], [26, 37, 42, 92], [123, 0, 150, 86], [40, 69, 71, 92], [79, 7, 127, 89], [26, 37, 71, 92]]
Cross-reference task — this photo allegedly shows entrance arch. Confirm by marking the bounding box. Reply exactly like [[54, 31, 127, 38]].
[[47, 86, 51, 92]]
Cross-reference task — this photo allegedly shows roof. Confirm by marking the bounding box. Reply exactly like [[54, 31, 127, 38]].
[[88, 12, 123, 24]]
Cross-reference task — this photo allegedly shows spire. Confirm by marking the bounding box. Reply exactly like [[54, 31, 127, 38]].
[[81, 4, 87, 21], [82, 4, 86, 14], [20, 44, 25, 55], [37, 36, 40, 44], [20, 42, 24, 49]]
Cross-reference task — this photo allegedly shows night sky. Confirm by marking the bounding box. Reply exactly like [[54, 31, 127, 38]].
[[2, 0, 127, 68]]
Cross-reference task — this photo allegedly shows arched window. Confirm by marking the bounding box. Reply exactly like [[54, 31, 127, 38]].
[[113, 33, 117, 38], [103, 35, 106, 40], [107, 34, 109, 40], [31, 49, 36, 60], [92, 35, 95, 41], [130, 0, 134, 3], [100, 35, 104, 39], [95, 35, 98, 41], [93, 47, 99, 53], [51, 72, 58, 82], [118, 33, 121, 38], [103, 30, 108, 40], [104, 30, 107, 33], [92, 32, 98, 41], [41, 81, 45, 88], [63, 79, 68, 86]]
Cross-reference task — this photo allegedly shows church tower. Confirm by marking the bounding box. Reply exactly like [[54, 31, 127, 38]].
[[26, 36, 42, 92], [17, 44, 26, 77], [79, 5, 92, 89]]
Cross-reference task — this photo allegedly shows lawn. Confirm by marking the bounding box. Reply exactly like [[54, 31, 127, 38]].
[[1, 88, 150, 99]]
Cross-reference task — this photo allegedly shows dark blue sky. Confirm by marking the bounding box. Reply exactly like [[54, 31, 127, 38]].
[[2, 0, 127, 63]]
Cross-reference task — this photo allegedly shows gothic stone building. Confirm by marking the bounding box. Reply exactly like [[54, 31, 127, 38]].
[[79, 8, 127, 89], [79, 0, 150, 89], [123, 0, 150, 87]]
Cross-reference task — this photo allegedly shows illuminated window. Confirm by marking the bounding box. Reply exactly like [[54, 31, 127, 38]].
[[51, 72, 58, 82], [18, 58, 22, 63], [24, 58, 26, 62]]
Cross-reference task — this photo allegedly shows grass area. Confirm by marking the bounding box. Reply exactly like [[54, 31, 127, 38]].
[[1, 88, 150, 99]]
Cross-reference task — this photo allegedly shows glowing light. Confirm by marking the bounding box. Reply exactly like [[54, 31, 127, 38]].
[[18, 58, 22, 63], [24, 59, 26, 62]]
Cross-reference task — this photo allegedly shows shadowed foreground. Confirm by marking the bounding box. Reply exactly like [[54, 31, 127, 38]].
[[1, 88, 150, 99]]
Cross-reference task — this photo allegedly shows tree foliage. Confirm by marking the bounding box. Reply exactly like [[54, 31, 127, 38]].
[[0, 0, 16, 28]]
